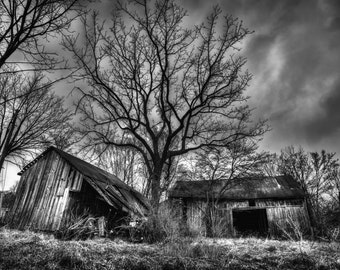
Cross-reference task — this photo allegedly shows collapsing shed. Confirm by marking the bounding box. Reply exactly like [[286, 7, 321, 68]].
[[168, 176, 311, 237], [9, 147, 149, 232]]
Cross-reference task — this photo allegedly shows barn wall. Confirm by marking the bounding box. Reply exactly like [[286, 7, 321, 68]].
[[183, 199, 249, 236], [186, 199, 206, 236], [266, 204, 311, 236], [9, 151, 83, 231], [178, 198, 310, 237]]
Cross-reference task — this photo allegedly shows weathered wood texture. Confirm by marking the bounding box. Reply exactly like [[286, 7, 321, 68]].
[[266, 205, 311, 236], [9, 151, 83, 230], [178, 198, 310, 237]]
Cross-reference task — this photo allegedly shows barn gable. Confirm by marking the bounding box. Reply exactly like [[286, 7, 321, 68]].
[[9, 147, 149, 231]]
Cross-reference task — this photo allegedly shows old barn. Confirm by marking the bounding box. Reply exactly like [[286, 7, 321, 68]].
[[8, 146, 149, 232], [169, 175, 311, 237]]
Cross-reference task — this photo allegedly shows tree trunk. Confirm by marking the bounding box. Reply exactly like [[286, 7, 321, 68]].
[[150, 167, 162, 211], [305, 196, 317, 236], [0, 156, 6, 211]]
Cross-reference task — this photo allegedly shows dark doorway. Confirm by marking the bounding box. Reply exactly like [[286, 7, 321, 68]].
[[232, 209, 268, 236]]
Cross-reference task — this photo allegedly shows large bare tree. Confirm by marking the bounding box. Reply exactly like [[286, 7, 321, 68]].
[[0, 71, 72, 174], [64, 0, 267, 207], [0, 0, 81, 74]]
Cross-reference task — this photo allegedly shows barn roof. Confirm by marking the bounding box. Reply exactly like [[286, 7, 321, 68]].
[[18, 147, 149, 216], [168, 175, 305, 200]]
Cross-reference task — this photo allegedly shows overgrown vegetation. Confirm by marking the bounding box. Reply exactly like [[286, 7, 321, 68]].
[[54, 212, 98, 241], [0, 228, 339, 270], [266, 147, 340, 239], [113, 206, 182, 243]]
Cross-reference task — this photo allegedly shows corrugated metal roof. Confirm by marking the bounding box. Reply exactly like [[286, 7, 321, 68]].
[[168, 175, 305, 200], [18, 146, 150, 216]]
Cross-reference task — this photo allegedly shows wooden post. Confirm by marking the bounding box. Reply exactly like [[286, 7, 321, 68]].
[[0, 192, 3, 215], [229, 209, 235, 237], [98, 216, 106, 237]]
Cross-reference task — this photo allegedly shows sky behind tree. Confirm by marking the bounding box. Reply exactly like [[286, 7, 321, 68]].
[[2, 0, 340, 190]]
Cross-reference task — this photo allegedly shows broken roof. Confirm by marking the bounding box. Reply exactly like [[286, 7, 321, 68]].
[[168, 175, 305, 200], [19, 146, 149, 216]]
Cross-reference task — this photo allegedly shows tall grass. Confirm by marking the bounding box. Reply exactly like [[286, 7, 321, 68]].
[[1, 228, 340, 270]]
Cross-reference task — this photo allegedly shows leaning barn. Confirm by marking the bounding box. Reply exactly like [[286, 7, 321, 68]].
[[169, 176, 311, 237], [8, 147, 149, 232]]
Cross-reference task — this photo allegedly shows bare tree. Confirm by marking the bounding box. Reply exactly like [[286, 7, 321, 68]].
[[92, 142, 144, 191], [278, 146, 339, 232], [197, 141, 266, 179], [0, 0, 82, 74], [64, 0, 267, 207], [330, 168, 340, 209], [0, 71, 72, 175], [42, 121, 80, 151]]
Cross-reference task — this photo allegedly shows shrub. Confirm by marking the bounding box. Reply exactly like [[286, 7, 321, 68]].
[[116, 204, 183, 243]]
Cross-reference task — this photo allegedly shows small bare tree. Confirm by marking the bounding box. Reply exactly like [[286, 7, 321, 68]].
[[0, 71, 72, 175], [64, 0, 267, 207], [0, 0, 81, 73], [91, 141, 143, 191], [329, 168, 340, 209], [277, 146, 339, 234]]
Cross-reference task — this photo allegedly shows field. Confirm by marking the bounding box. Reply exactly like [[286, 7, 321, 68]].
[[0, 228, 340, 270]]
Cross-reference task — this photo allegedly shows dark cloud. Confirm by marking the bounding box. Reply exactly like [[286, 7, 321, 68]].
[[328, 17, 340, 31], [217, 0, 340, 153], [303, 79, 340, 142]]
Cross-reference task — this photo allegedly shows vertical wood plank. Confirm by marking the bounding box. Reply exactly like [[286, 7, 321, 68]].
[[52, 163, 71, 230], [40, 153, 63, 229], [30, 152, 55, 228], [25, 155, 49, 228], [54, 187, 70, 230], [46, 160, 66, 230]]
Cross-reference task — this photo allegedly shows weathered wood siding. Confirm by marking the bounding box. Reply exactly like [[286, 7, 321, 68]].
[[180, 198, 310, 237], [186, 199, 206, 235], [266, 205, 310, 236], [9, 151, 83, 231]]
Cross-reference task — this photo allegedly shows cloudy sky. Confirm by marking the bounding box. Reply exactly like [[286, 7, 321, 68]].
[[184, 0, 340, 155], [3, 0, 340, 189]]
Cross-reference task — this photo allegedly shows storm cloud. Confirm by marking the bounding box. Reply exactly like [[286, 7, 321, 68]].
[[188, 0, 340, 153]]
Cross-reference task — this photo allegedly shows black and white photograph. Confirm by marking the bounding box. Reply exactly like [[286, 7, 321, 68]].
[[0, 0, 340, 269]]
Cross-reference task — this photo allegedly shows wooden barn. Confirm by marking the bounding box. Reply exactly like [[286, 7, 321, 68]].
[[168, 176, 311, 237], [8, 146, 149, 232]]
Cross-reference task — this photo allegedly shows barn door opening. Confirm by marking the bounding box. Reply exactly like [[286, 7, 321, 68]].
[[232, 209, 268, 236]]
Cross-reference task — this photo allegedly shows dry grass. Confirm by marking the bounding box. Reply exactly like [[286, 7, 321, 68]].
[[0, 227, 339, 270]]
